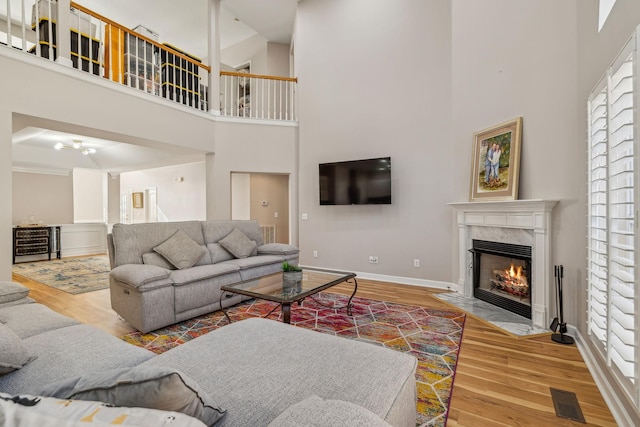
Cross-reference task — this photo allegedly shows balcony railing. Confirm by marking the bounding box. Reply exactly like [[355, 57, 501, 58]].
[[1, 0, 297, 121], [220, 71, 297, 121]]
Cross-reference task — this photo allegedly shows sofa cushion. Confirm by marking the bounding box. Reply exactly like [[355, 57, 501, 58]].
[[0, 324, 155, 396], [142, 251, 176, 269], [0, 392, 208, 427], [0, 324, 37, 375], [170, 264, 240, 286], [219, 228, 257, 259], [0, 303, 79, 339], [207, 243, 235, 264], [220, 255, 285, 270], [202, 220, 264, 246], [110, 264, 172, 290], [37, 366, 226, 427], [0, 281, 29, 304], [154, 230, 208, 269], [111, 221, 205, 267], [268, 395, 392, 427], [257, 243, 300, 256]]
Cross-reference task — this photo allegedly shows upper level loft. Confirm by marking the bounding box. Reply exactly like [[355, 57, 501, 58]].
[[0, 0, 297, 122]]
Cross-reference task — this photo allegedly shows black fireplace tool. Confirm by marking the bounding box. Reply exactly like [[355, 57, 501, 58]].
[[551, 264, 574, 344]]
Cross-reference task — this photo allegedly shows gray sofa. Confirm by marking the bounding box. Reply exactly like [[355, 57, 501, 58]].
[[108, 220, 300, 332], [0, 283, 418, 426]]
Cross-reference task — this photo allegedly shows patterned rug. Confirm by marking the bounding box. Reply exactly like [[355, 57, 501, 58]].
[[12, 255, 110, 295], [121, 292, 466, 426]]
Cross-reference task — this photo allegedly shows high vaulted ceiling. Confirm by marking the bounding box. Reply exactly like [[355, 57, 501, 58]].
[[7, 0, 297, 174]]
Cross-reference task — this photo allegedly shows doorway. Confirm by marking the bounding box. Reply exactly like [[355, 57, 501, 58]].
[[231, 172, 290, 244]]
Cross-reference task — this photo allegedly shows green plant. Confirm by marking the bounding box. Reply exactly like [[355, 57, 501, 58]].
[[282, 261, 302, 272]]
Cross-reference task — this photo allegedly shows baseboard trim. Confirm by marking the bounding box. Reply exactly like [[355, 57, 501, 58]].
[[569, 325, 637, 427], [299, 265, 458, 292]]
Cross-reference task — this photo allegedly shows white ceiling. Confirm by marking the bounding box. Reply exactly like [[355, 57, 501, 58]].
[[7, 0, 297, 174]]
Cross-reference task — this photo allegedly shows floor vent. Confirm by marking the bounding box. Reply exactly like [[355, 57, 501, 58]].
[[550, 388, 586, 423]]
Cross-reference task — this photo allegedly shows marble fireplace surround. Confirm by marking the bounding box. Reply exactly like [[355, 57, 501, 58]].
[[449, 200, 558, 329]]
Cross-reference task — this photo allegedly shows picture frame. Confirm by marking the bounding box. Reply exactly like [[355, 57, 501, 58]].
[[132, 192, 144, 209], [469, 117, 523, 201]]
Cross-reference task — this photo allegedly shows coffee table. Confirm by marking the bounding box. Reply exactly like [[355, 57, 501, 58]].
[[219, 268, 357, 324]]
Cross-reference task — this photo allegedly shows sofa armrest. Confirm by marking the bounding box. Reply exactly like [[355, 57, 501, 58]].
[[257, 243, 299, 256], [110, 264, 172, 291]]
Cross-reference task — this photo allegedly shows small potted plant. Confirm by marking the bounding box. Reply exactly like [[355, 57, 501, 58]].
[[282, 261, 303, 284]]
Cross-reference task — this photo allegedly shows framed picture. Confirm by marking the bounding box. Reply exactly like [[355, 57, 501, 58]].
[[469, 117, 523, 201], [132, 192, 144, 209]]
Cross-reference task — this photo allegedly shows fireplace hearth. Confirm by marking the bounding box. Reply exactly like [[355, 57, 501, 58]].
[[470, 239, 532, 319]]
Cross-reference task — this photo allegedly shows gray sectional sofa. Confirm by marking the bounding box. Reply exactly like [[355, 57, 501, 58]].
[[108, 220, 300, 332], [0, 282, 418, 426]]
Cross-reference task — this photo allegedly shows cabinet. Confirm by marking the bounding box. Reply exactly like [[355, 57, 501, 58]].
[[104, 25, 160, 95], [161, 44, 201, 107], [31, 19, 101, 75], [125, 34, 160, 94], [13, 226, 61, 264]]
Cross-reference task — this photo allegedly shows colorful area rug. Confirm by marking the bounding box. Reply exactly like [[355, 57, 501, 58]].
[[12, 255, 110, 295], [121, 292, 466, 426]]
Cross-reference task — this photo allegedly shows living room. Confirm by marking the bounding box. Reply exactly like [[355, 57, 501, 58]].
[[2, 0, 640, 425]]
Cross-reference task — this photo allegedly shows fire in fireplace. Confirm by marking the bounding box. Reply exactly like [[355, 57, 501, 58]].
[[470, 240, 532, 318]]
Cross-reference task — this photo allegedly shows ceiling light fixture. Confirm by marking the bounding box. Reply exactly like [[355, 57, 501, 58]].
[[54, 139, 96, 155]]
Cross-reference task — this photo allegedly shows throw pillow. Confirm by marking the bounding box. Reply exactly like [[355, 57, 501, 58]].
[[268, 395, 391, 427], [37, 366, 226, 426], [0, 324, 37, 375], [153, 230, 208, 269], [0, 392, 209, 427], [218, 228, 257, 259], [0, 281, 29, 304]]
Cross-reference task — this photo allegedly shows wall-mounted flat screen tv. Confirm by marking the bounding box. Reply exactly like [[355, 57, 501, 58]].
[[319, 157, 392, 205]]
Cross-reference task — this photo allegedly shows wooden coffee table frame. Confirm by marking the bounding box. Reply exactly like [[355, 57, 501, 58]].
[[219, 268, 358, 324]]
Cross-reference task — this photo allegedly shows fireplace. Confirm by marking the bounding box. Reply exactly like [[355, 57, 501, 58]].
[[451, 200, 557, 329], [470, 240, 532, 318]]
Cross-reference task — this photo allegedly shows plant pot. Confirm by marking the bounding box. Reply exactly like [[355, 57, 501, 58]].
[[283, 270, 303, 285]]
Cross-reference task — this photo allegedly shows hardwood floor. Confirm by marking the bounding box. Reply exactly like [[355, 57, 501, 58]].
[[12, 272, 617, 426]]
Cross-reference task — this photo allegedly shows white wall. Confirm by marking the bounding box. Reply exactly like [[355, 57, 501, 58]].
[[231, 173, 251, 219], [120, 162, 207, 222], [73, 169, 106, 223], [12, 171, 74, 225], [221, 34, 268, 71], [207, 121, 298, 236], [296, 0, 452, 282], [450, 0, 580, 321]]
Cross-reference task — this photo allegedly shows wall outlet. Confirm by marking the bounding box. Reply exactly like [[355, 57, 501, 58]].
[[369, 256, 379, 264], [313, 250, 318, 258], [414, 259, 420, 268], [301, 213, 308, 220]]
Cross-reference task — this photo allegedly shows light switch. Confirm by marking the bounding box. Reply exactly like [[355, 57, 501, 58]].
[[301, 213, 308, 220], [274, 212, 279, 218]]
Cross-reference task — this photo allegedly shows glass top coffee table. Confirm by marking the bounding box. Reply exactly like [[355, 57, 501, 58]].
[[220, 268, 357, 324]]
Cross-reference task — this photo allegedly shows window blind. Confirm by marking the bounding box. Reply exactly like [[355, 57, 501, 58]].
[[587, 30, 638, 406]]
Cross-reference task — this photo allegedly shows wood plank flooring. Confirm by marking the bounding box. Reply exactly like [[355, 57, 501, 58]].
[[12, 271, 617, 426]]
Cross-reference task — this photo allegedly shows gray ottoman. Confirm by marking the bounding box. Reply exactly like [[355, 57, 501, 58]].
[[144, 317, 417, 427]]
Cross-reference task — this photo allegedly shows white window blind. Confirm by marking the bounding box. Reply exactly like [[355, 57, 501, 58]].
[[587, 29, 639, 406]]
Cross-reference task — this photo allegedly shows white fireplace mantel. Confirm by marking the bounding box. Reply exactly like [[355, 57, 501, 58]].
[[448, 199, 558, 328]]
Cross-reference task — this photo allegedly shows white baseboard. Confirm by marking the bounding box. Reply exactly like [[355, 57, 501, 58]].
[[299, 265, 459, 292]]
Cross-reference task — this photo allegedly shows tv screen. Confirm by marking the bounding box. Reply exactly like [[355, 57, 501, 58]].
[[319, 157, 392, 205]]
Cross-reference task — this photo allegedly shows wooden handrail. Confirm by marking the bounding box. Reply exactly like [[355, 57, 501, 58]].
[[70, 1, 211, 72], [221, 70, 297, 82]]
